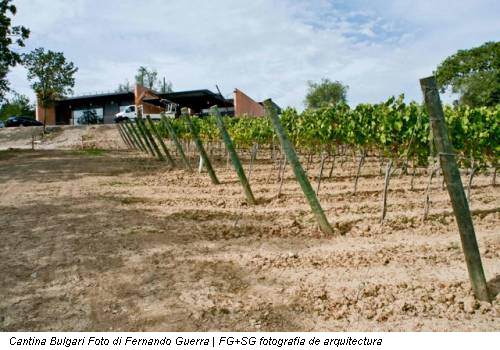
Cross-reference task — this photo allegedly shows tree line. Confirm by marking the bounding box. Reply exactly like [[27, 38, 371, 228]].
[[0, 1, 173, 123]]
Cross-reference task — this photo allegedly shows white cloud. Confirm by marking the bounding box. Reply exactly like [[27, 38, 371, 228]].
[[6, 0, 500, 109]]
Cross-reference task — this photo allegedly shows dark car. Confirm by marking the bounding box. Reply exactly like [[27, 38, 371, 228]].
[[5, 116, 43, 127]]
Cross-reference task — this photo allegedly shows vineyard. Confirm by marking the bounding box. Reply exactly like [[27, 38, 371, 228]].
[[1, 82, 499, 331], [116, 82, 499, 304], [2, 0, 498, 335], [130, 95, 499, 224], [162, 96, 498, 170]]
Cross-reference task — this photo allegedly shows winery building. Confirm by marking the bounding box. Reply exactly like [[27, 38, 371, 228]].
[[36, 85, 279, 125]]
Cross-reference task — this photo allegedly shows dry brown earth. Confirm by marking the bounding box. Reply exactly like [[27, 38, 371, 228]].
[[0, 126, 498, 331]]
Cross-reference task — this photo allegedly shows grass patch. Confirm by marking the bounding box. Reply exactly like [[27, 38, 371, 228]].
[[0, 149, 32, 160], [72, 148, 107, 157]]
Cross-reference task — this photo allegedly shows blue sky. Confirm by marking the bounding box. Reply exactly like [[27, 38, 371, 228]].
[[7, 0, 500, 109]]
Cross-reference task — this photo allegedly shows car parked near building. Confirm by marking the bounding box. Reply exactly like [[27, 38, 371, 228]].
[[4, 116, 43, 127]]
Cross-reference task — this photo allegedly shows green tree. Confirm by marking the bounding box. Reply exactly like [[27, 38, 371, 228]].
[[135, 66, 158, 90], [158, 77, 173, 93], [0, 92, 34, 120], [134, 66, 173, 92], [135, 66, 148, 87], [116, 79, 132, 93], [435, 41, 500, 107], [304, 78, 348, 109], [0, 0, 30, 102], [23, 48, 78, 126]]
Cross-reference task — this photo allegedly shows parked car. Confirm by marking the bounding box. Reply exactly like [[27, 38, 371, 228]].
[[5, 116, 43, 127], [0, 120, 5, 128]]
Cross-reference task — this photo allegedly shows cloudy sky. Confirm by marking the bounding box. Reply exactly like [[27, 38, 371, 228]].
[[7, 0, 500, 108]]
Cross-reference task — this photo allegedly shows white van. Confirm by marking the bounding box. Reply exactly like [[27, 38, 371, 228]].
[[114, 103, 177, 123]]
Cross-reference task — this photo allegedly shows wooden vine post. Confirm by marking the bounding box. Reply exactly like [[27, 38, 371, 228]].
[[316, 151, 326, 195], [121, 122, 137, 150], [161, 115, 193, 171], [211, 105, 256, 204], [277, 154, 288, 197], [264, 100, 335, 235], [183, 108, 220, 185], [380, 159, 393, 222], [353, 150, 366, 194], [137, 117, 165, 161], [116, 123, 133, 149], [115, 123, 126, 147], [135, 118, 156, 156], [146, 115, 175, 166], [420, 76, 490, 302], [130, 118, 152, 154], [125, 119, 147, 152], [123, 122, 139, 150], [122, 122, 138, 150]]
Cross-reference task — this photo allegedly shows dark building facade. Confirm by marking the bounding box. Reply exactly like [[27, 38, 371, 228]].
[[37, 85, 276, 125]]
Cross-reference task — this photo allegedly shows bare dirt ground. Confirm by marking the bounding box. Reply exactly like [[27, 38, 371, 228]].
[[0, 125, 123, 150], [0, 126, 499, 331]]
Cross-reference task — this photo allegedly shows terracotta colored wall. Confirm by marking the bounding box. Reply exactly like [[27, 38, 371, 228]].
[[36, 101, 56, 125], [234, 88, 265, 117], [134, 85, 164, 115]]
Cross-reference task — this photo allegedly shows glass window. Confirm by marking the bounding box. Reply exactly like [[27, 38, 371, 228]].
[[73, 108, 104, 125]]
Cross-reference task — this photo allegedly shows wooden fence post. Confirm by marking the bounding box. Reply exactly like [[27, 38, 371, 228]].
[[161, 115, 193, 171], [115, 124, 126, 147], [135, 118, 157, 157], [121, 122, 137, 149], [380, 159, 393, 222], [137, 117, 165, 161], [420, 76, 490, 302], [146, 115, 175, 166], [123, 120, 146, 152], [264, 100, 334, 235], [127, 119, 148, 153], [183, 108, 220, 185], [212, 106, 256, 204], [117, 123, 134, 149]]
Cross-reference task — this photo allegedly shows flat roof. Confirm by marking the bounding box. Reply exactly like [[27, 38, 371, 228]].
[[55, 88, 277, 111], [58, 89, 232, 107], [59, 91, 134, 101]]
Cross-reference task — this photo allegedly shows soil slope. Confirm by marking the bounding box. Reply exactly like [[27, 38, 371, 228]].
[[0, 138, 498, 331]]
